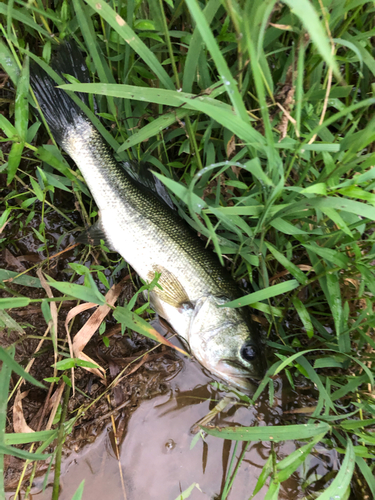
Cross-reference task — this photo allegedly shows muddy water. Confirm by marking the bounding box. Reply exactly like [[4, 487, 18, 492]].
[[25, 340, 338, 500]]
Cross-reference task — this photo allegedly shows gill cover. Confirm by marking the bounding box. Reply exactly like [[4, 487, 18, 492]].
[[188, 296, 264, 390]]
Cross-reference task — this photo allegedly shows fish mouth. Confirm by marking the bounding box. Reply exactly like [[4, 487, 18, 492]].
[[216, 359, 263, 392]]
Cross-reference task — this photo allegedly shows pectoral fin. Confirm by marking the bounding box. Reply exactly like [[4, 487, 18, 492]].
[[147, 265, 193, 309], [76, 220, 113, 249]]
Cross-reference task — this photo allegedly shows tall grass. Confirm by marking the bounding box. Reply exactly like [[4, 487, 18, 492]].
[[1, 0, 375, 498]]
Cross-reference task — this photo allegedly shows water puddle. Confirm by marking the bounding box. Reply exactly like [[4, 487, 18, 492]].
[[24, 343, 338, 500]]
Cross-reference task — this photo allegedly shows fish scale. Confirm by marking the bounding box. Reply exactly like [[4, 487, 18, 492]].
[[30, 41, 266, 391]]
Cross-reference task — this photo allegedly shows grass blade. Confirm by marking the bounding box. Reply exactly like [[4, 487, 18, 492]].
[[315, 437, 354, 500], [265, 242, 308, 285], [0, 114, 17, 139], [281, 0, 340, 79], [0, 39, 19, 85], [184, 0, 250, 124], [71, 481, 85, 500], [0, 269, 42, 288], [113, 306, 188, 356], [0, 347, 45, 388], [0, 346, 13, 497], [182, 0, 221, 93], [223, 280, 299, 308], [6, 141, 24, 185], [292, 297, 314, 338], [14, 53, 29, 141], [0, 3, 50, 37], [277, 432, 327, 482], [202, 422, 330, 442], [355, 456, 375, 499], [118, 108, 195, 151], [0, 443, 50, 461], [58, 82, 232, 111], [72, 0, 117, 117], [46, 280, 106, 306], [0, 297, 30, 309], [84, 0, 175, 90], [5, 430, 56, 445]]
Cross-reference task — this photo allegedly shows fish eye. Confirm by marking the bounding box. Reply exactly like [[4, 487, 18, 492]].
[[240, 343, 257, 362]]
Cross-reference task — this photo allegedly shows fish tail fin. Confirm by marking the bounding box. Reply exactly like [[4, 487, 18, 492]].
[[30, 41, 92, 146]]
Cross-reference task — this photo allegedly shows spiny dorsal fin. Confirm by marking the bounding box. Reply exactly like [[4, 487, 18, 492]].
[[120, 161, 175, 211]]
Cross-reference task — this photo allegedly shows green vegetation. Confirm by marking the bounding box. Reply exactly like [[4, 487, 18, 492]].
[[1, 0, 375, 498]]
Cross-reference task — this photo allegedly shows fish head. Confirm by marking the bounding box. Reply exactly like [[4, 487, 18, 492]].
[[188, 295, 266, 392]]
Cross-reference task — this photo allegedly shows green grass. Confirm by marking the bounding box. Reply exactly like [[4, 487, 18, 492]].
[[1, 0, 375, 498]]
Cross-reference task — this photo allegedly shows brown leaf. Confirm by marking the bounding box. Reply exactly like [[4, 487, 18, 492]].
[[298, 265, 313, 271], [226, 134, 236, 159], [65, 302, 98, 327], [13, 391, 35, 434], [4, 249, 26, 272], [276, 88, 296, 140], [231, 165, 241, 178], [46, 382, 65, 430], [109, 360, 121, 379], [0, 219, 9, 236], [344, 278, 360, 291], [269, 23, 293, 30], [65, 302, 101, 385], [67, 276, 131, 379], [16, 254, 42, 263]]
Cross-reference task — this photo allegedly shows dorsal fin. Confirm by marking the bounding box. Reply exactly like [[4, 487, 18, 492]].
[[120, 160, 176, 210]]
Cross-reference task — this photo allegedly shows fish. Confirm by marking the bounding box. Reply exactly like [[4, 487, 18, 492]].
[[30, 41, 266, 392]]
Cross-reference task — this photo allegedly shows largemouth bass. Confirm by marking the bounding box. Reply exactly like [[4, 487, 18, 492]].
[[30, 42, 266, 391]]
